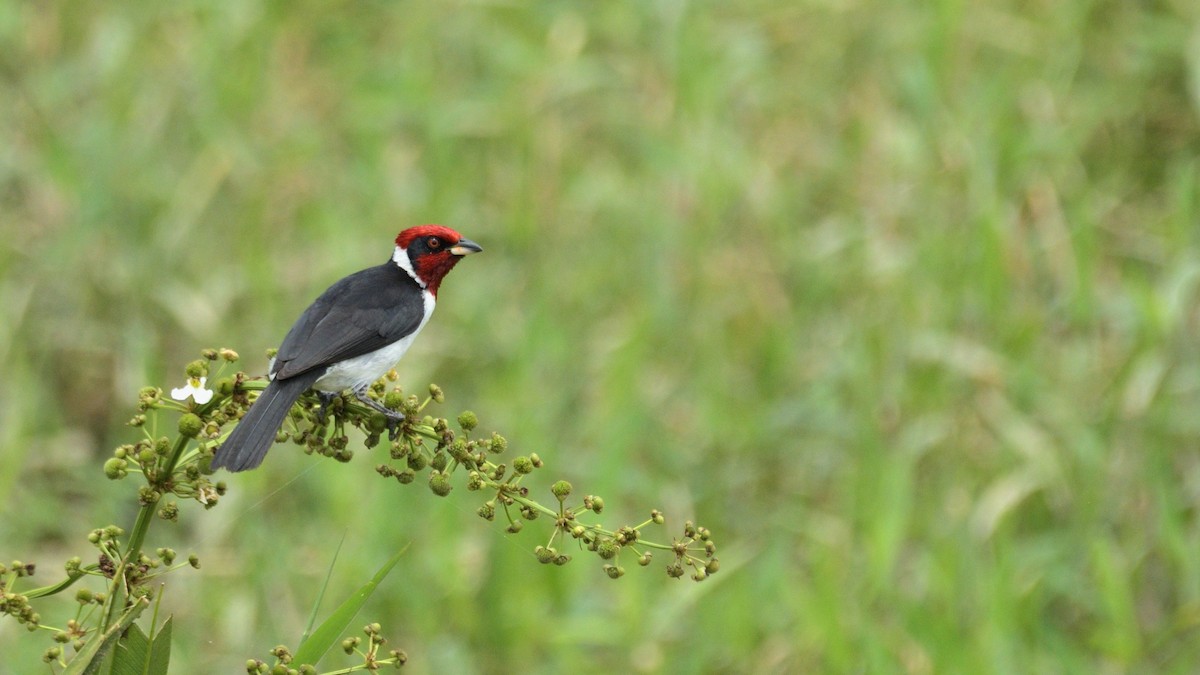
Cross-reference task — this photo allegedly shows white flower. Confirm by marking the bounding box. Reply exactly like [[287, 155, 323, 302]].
[[170, 377, 213, 404]]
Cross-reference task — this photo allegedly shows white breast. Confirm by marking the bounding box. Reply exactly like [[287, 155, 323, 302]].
[[311, 290, 436, 392]]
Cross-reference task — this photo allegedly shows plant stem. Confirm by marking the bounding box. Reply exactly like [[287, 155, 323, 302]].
[[99, 430, 190, 632]]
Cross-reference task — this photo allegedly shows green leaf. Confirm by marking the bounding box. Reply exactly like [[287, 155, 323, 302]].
[[25, 566, 95, 599], [292, 545, 408, 667], [108, 617, 173, 675], [149, 616, 173, 675], [65, 597, 150, 675], [109, 624, 149, 675]]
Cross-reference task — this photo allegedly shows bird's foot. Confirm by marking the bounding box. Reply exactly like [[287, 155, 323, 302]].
[[315, 391, 340, 425], [352, 386, 406, 440]]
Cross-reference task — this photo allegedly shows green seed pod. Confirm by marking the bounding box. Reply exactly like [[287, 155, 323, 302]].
[[596, 540, 619, 560], [158, 502, 179, 522], [513, 456, 534, 474], [185, 359, 208, 378], [488, 432, 507, 453], [178, 413, 203, 438], [383, 390, 405, 410], [402, 395, 420, 415], [431, 452, 448, 472], [103, 458, 128, 480], [551, 480, 572, 500], [428, 471, 452, 496]]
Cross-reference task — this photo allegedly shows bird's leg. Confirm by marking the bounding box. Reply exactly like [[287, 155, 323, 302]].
[[314, 391, 340, 426], [351, 385, 401, 418], [352, 385, 406, 440]]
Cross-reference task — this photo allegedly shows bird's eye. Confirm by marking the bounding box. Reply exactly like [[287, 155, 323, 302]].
[[427, 237, 442, 249]]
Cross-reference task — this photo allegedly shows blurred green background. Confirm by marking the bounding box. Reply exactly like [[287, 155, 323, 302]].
[[3, 0, 1200, 672]]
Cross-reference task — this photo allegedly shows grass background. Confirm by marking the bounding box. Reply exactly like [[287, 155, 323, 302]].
[[3, 0, 1200, 672]]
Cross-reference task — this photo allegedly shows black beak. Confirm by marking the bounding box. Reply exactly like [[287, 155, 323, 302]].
[[450, 238, 483, 256]]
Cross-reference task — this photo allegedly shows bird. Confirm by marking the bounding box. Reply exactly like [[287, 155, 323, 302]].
[[212, 225, 482, 472]]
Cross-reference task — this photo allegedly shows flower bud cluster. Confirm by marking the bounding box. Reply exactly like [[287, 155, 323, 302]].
[[251, 621, 406, 673], [6, 352, 240, 652], [5, 354, 722, 672], [0, 560, 42, 630], [357, 381, 721, 583]]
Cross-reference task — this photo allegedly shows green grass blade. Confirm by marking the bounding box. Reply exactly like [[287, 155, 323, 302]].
[[300, 530, 347, 645], [292, 544, 409, 667]]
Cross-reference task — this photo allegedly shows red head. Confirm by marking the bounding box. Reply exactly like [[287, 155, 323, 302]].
[[393, 225, 482, 296]]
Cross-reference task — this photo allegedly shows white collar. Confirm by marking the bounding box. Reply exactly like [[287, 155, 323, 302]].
[[391, 245, 425, 288]]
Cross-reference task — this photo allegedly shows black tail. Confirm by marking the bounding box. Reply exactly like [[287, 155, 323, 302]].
[[213, 371, 322, 472]]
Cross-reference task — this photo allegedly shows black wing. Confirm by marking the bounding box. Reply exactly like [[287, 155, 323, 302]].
[[271, 262, 427, 380]]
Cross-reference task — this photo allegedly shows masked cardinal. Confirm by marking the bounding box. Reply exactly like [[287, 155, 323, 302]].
[[213, 225, 482, 472]]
